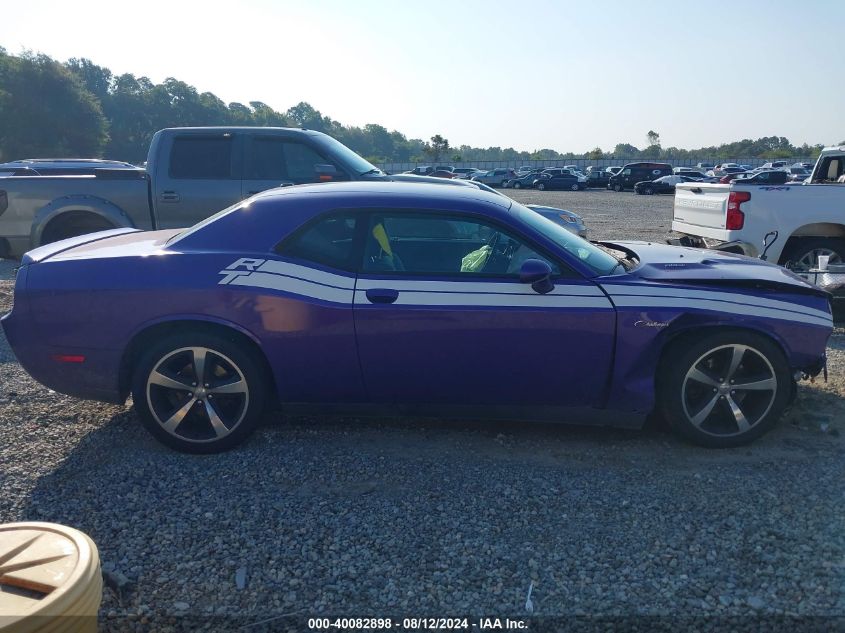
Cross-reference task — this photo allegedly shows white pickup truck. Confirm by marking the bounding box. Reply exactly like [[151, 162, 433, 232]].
[[671, 146, 845, 270]]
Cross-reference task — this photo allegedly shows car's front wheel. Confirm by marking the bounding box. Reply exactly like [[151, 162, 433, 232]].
[[644, 186, 654, 195], [659, 330, 791, 448], [132, 332, 268, 453], [513, 182, 522, 189], [613, 183, 623, 192], [537, 182, 546, 191]]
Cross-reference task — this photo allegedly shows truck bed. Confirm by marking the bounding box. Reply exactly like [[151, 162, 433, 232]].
[[0, 171, 151, 258]]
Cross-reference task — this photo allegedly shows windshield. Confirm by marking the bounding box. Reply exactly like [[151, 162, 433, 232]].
[[312, 134, 381, 176], [511, 202, 619, 275]]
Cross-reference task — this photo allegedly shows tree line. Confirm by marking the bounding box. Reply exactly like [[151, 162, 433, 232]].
[[0, 48, 838, 165]]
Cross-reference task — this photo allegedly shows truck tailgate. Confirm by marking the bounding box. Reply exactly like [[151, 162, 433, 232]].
[[672, 183, 732, 239]]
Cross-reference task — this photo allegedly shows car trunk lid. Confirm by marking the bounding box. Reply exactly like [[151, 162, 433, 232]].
[[23, 228, 181, 264]]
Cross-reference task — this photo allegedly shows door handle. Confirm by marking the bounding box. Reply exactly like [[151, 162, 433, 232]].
[[160, 190, 180, 202], [365, 288, 399, 304]]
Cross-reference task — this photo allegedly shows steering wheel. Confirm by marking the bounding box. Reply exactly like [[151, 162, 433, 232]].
[[482, 232, 517, 273]]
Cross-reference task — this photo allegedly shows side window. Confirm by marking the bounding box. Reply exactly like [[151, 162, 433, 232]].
[[244, 137, 287, 180], [285, 143, 346, 183], [622, 168, 631, 176], [276, 213, 357, 271], [170, 136, 235, 179], [362, 212, 561, 277], [244, 138, 348, 183]]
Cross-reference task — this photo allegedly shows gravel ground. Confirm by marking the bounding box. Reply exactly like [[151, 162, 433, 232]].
[[0, 192, 843, 631]]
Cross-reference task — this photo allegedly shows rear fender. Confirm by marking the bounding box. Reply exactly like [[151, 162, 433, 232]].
[[31, 195, 136, 247]]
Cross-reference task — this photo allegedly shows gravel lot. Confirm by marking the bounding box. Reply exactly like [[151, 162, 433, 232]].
[[0, 191, 843, 631]]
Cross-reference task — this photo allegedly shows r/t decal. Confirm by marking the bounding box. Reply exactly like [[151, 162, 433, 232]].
[[218, 258, 267, 285]]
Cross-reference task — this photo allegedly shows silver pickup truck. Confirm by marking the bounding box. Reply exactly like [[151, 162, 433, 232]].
[[0, 127, 389, 258]]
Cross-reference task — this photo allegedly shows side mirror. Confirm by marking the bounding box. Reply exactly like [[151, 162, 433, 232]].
[[315, 164, 339, 181], [519, 259, 554, 294]]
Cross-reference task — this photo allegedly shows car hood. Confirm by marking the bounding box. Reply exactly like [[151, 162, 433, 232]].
[[599, 241, 828, 297]]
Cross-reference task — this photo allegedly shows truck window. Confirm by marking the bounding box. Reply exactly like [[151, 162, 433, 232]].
[[170, 136, 235, 179], [285, 143, 338, 181], [244, 138, 344, 183], [825, 158, 843, 182]]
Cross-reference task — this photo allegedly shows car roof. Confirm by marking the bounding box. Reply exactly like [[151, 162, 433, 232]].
[[172, 181, 515, 253], [249, 180, 512, 207]]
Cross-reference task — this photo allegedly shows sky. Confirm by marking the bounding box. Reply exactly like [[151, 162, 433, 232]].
[[2, 0, 843, 153]]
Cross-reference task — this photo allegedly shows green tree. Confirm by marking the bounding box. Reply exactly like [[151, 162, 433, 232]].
[[586, 147, 604, 159], [646, 130, 660, 147], [613, 143, 640, 157], [423, 134, 450, 162], [285, 101, 327, 131], [66, 57, 112, 101], [0, 50, 108, 160]]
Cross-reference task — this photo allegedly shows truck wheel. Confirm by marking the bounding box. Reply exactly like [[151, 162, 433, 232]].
[[780, 237, 845, 271], [658, 330, 791, 448], [41, 212, 115, 245]]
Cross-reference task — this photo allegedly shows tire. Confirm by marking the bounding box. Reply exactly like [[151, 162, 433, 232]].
[[613, 183, 623, 192], [570, 183, 579, 191], [644, 186, 654, 195], [779, 237, 845, 271], [658, 330, 791, 448], [131, 332, 268, 453], [513, 182, 522, 189], [41, 213, 115, 245], [537, 182, 546, 191]]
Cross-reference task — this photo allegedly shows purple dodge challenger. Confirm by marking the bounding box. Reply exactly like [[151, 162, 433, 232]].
[[2, 182, 832, 452]]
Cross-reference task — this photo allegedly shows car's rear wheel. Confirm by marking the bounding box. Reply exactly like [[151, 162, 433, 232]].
[[513, 182, 522, 189], [570, 183, 579, 191], [780, 237, 845, 271], [659, 330, 791, 448], [132, 333, 268, 453], [613, 183, 623, 192]]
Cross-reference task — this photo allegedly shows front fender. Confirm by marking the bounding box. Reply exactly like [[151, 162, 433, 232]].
[[607, 309, 827, 415], [31, 195, 136, 247]]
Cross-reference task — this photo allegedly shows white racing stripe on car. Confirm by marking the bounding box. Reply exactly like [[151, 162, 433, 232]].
[[354, 290, 612, 309], [228, 272, 354, 304], [356, 278, 604, 296], [611, 296, 832, 328], [602, 284, 832, 322], [256, 260, 356, 289]]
